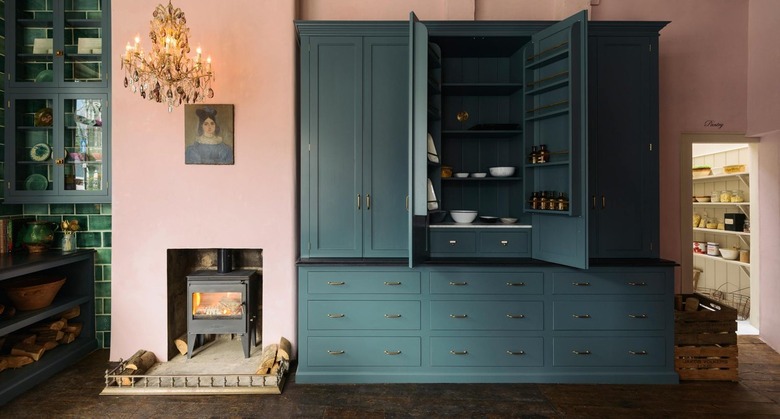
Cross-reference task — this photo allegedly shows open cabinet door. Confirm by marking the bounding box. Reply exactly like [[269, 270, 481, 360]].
[[408, 12, 430, 267], [523, 10, 589, 269]]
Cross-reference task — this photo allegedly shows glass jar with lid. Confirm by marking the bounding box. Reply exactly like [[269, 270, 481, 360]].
[[730, 190, 744, 203], [710, 191, 720, 202], [720, 190, 732, 203]]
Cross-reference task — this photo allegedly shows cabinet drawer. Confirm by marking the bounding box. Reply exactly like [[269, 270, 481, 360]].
[[553, 337, 666, 367], [431, 337, 544, 367], [306, 271, 421, 294], [478, 231, 530, 255], [430, 272, 543, 295], [308, 301, 421, 330], [553, 301, 665, 330], [552, 272, 666, 295], [431, 301, 543, 330], [429, 231, 477, 253], [307, 337, 421, 367]]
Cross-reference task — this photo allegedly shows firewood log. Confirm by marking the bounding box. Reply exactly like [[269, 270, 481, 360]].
[[118, 368, 140, 386], [11, 342, 46, 361], [174, 334, 188, 355], [31, 319, 65, 331], [256, 343, 278, 374], [33, 330, 64, 342], [63, 323, 83, 336], [125, 349, 156, 372], [41, 340, 59, 351], [276, 336, 292, 362], [58, 306, 81, 320], [61, 333, 76, 344], [0, 357, 7, 373], [0, 355, 33, 368]]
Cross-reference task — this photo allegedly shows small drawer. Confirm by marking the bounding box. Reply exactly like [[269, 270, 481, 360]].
[[478, 231, 530, 255], [429, 231, 477, 254], [306, 271, 421, 294], [553, 337, 666, 367], [552, 301, 665, 330], [552, 271, 666, 295], [430, 272, 543, 295], [307, 336, 421, 367], [431, 337, 544, 367], [308, 301, 421, 330], [430, 301, 543, 330]]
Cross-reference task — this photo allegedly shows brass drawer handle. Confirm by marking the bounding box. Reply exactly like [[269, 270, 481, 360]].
[[506, 314, 526, 319], [327, 281, 345, 286], [384, 281, 402, 286], [572, 350, 591, 355], [384, 314, 402, 318], [629, 350, 648, 356], [572, 314, 591, 319], [506, 350, 526, 355], [384, 350, 402, 355], [327, 350, 345, 355], [449, 350, 468, 355], [448, 240, 457, 245], [628, 314, 648, 319], [500, 240, 509, 246], [572, 282, 591, 286], [449, 314, 468, 319], [449, 281, 468, 286], [327, 313, 345, 318], [627, 282, 647, 286], [506, 282, 526, 287]]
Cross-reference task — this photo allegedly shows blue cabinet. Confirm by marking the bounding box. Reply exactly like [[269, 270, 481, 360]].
[[299, 29, 409, 258], [4, 0, 111, 204]]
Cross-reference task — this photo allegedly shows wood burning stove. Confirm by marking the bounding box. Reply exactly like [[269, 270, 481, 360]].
[[186, 269, 259, 358]]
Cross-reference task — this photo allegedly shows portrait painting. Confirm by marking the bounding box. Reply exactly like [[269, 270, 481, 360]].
[[184, 104, 235, 165]]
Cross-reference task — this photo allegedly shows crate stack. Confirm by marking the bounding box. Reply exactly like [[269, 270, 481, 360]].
[[674, 293, 739, 381]]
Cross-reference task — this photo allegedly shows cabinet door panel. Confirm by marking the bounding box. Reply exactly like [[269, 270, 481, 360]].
[[364, 38, 409, 257], [589, 36, 658, 258], [306, 37, 363, 257]]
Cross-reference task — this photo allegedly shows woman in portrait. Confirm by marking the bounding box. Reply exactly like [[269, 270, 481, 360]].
[[185, 106, 234, 164]]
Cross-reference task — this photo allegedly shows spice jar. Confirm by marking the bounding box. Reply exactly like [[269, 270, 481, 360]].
[[529, 146, 538, 164], [538, 144, 550, 163], [530, 192, 540, 209], [441, 165, 453, 178], [739, 250, 750, 263]]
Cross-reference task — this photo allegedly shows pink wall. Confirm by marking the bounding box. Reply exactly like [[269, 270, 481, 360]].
[[748, 0, 780, 349], [109, 0, 297, 360], [110, 0, 776, 361]]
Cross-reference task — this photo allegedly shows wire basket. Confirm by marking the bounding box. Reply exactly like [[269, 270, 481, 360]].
[[696, 286, 750, 320]]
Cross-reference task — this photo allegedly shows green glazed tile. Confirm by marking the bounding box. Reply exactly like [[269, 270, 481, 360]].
[[76, 203, 101, 214], [50, 203, 75, 215], [102, 231, 111, 247], [95, 280, 110, 298], [23, 204, 49, 214], [72, 0, 100, 11], [101, 332, 110, 349], [101, 203, 111, 214], [77, 231, 101, 247], [95, 299, 103, 314], [95, 314, 111, 332], [89, 215, 111, 230], [103, 265, 111, 281], [103, 298, 111, 314], [95, 248, 111, 264], [93, 264, 103, 281], [37, 215, 59, 223]]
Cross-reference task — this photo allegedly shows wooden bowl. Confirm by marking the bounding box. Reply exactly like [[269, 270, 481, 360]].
[[4, 276, 66, 311]]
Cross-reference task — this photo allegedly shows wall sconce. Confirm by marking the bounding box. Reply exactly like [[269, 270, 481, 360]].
[[120, 1, 215, 112]]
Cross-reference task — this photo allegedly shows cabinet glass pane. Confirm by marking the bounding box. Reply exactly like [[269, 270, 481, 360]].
[[13, 98, 55, 192], [64, 98, 104, 191], [14, 0, 55, 84], [65, 0, 104, 83]]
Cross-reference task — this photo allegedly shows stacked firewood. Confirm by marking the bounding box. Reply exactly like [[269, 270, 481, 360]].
[[0, 306, 83, 373], [115, 349, 157, 385], [256, 337, 291, 375]]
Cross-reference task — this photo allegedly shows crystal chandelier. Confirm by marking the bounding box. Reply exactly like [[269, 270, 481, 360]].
[[120, 1, 215, 112]]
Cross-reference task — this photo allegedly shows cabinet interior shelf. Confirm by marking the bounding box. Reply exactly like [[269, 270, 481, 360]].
[[693, 227, 750, 236], [692, 172, 748, 182], [692, 202, 750, 206], [525, 48, 569, 70], [441, 83, 522, 95], [525, 107, 569, 122], [0, 295, 90, 336], [442, 130, 522, 138], [64, 19, 103, 28], [15, 19, 54, 28], [526, 79, 569, 96], [443, 177, 520, 181], [524, 161, 569, 169], [693, 252, 750, 268]]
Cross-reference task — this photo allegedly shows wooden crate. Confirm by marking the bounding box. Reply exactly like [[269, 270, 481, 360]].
[[674, 293, 738, 381]]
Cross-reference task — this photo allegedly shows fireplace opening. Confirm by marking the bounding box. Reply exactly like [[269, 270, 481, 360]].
[[167, 248, 262, 361]]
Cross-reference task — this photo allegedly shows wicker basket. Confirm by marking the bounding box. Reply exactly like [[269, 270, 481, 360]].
[[4, 276, 66, 311]]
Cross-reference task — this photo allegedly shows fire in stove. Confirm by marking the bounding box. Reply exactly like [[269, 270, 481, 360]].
[[192, 292, 244, 318]]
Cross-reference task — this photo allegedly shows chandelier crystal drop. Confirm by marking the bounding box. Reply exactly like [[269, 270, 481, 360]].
[[120, 1, 215, 112]]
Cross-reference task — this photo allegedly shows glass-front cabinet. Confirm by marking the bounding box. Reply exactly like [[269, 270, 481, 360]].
[[6, 0, 109, 87], [5, 94, 109, 202]]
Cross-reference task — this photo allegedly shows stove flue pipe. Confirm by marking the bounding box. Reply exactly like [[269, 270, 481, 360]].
[[217, 248, 234, 273]]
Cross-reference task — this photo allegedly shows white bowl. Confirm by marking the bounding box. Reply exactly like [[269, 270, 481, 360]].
[[471, 172, 487, 178], [719, 248, 739, 260], [454, 172, 469, 178], [489, 166, 515, 177], [500, 217, 517, 224], [450, 210, 478, 223]]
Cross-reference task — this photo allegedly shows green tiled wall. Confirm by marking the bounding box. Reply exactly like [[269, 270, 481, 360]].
[[0, 1, 112, 349]]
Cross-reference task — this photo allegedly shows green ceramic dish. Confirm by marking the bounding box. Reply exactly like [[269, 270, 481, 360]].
[[30, 143, 52, 161], [25, 174, 49, 191]]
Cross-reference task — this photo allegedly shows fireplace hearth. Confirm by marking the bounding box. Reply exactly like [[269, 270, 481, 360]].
[[187, 269, 260, 358]]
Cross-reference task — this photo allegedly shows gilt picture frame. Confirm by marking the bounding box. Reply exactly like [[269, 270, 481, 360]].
[[184, 104, 235, 165]]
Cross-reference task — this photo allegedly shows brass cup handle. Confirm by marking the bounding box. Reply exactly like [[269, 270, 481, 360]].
[[506, 350, 526, 355], [327, 350, 345, 355], [327, 313, 345, 318], [572, 350, 592, 355], [384, 350, 402, 355]]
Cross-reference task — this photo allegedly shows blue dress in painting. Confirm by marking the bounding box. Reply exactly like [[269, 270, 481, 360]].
[[185, 138, 233, 164]]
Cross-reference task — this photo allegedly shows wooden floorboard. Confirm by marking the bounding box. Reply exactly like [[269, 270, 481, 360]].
[[1, 335, 779, 418]]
